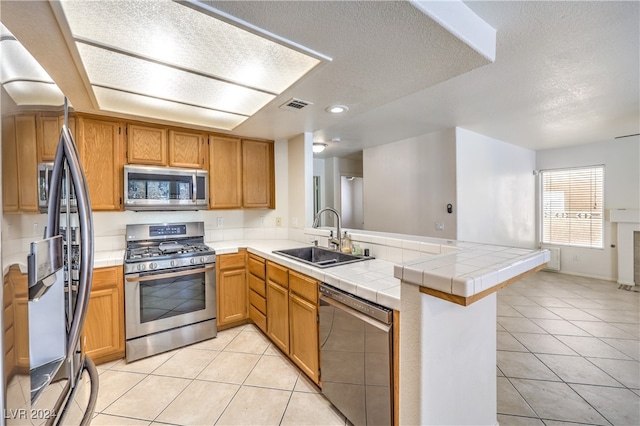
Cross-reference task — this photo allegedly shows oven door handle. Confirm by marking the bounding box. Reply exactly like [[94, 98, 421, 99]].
[[125, 265, 215, 282]]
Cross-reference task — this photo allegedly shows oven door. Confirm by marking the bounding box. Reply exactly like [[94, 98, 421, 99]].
[[124, 264, 216, 339]]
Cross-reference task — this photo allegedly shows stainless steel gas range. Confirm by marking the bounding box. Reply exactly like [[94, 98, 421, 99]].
[[124, 222, 216, 362]]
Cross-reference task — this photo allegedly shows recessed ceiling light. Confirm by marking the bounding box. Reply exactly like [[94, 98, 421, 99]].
[[325, 105, 349, 114], [313, 143, 328, 153]]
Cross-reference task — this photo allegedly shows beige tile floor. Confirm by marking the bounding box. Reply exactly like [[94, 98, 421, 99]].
[[497, 271, 640, 426], [92, 325, 347, 426], [92, 271, 639, 425]]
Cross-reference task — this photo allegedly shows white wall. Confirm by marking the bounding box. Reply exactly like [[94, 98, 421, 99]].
[[340, 176, 364, 229], [456, 128, 536, 248], [287, 132, 313, 231], [363, 128, 457, 238], [312, 158, 326, 214], [536, 136, 640, 280]]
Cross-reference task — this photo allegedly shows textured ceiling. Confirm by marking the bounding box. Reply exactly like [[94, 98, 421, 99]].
[[1, 1, 638, 157]]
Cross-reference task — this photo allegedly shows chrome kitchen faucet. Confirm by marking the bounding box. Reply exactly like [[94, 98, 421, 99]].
[[313, 207, 342, 251]]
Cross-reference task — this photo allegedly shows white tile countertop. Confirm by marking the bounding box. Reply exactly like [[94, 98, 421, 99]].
[[395, 243, 550, 305]]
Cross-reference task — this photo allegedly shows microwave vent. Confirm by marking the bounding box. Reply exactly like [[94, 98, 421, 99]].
[[279, 98, 312, 111]]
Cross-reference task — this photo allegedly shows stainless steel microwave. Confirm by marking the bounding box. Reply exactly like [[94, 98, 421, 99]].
[[38, 162, 76, 213], [124, 165, 209, 211]]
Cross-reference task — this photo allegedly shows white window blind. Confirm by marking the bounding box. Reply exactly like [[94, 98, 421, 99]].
[[540, 166, 604, 248]]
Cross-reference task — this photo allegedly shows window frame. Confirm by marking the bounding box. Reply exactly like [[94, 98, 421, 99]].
[[538, 165, 605, 249]]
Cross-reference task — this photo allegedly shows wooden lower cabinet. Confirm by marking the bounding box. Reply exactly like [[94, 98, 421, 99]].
[[82, 266, 125, 365], [289, 292, 319, 383], [217, 250, 249, 327], [247, 254, 267, 333], [264, 262, 320, 385], [266, 280, 289, 353]]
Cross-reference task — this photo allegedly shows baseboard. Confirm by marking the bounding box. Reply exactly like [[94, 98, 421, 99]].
[[550, 269, 617, 283]]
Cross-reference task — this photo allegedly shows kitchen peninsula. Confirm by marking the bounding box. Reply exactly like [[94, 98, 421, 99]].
[[2, 228, 548, 426]]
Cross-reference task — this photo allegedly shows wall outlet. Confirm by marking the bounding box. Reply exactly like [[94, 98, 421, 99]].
[[573, 254, 580, 262], [216, 217, 224, 227], [33, 223, 38, 235], [275, 217, 282, 227], [260, 216, 265, 226], [435, 221, 445, 231]]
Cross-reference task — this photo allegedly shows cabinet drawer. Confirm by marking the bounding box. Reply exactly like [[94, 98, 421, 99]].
[[248, 274, 266, 297], [249, 304, 267, 333], [219, 252, 245, 270], [267, 261, 288, 288], [249, 289, 267, 315], [248, 254, 265, 279], [289, 271, 318, 304]]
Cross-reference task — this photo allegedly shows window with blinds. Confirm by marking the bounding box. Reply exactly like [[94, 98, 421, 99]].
[[540, 166, 604, 248]]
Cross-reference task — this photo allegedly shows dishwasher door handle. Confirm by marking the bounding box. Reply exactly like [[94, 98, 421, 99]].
[[320, 294, 392, 333]]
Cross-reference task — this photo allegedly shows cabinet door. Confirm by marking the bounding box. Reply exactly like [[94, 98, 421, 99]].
[[242, 139, 274, 208], [266, 280, 289, 353], [289, 292, 319, 384], [78, 118, 124, 211], [217, 268, 248, 326], [15, 115, 38, 212], [82, 266, 125, 364], [169, 130, 206, 169], [38, 114, 61, 162], [39, 115, 77, 163], [2, 116, 19, 212], [127, 124, 167, 165], [209, 135, 242, 209]]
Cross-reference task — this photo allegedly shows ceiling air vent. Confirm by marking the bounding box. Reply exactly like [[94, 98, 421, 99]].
[[279, 98, 313, 111]]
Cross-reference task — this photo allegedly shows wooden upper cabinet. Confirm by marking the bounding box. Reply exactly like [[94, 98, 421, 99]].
[[77, 117, 124, 211], [2, 115, 38, 213], [242, 139, 274, 209], [15, 115, 38, 212], [127, 124, 167, 166], [2, 116, 19, 213], [209, 135, 242, 209], [37, 113, 76, 162], [169, 130, 207, 169]]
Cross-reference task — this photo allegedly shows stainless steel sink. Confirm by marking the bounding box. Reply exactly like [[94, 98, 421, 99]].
[[273, 246, 372, 268]]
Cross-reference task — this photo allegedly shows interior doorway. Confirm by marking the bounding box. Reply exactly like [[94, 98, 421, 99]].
[[340, 176, 363, 229]]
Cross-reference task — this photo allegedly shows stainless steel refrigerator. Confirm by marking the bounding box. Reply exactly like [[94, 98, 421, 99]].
[[2, 108, 99, 425]]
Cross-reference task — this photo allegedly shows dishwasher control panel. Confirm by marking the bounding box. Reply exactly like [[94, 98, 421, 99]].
[[319, 283, 392, 324]]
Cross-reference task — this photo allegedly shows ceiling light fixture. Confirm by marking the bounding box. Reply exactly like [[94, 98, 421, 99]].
[[313, 143, 328, 153], [0, 24, 65, 106], [325, 105, 349, 114], [55, 0, 330, 130]]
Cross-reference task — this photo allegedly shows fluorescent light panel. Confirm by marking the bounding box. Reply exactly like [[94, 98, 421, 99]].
[[0, 25, 65, 106], [94, 86, 246, 131], [59, 0, 324, 129], [76, 43, 276, 116]]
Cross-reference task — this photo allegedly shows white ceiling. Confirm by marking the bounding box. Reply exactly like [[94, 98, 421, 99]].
[[2, 1, 638, 157]]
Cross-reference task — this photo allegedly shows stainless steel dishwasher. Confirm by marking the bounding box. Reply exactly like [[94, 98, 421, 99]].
[[319, 283, 393, 426]]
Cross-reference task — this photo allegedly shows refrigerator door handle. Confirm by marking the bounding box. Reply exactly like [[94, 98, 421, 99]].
[[47, 125, 95, 361]]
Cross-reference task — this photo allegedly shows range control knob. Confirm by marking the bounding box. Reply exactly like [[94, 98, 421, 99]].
[[149, 262, 157, 270], [190, 258, 196, 265], [200, 257, 206, 264], [137, 264, 146, 271], [171, 260, 176, 267]]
